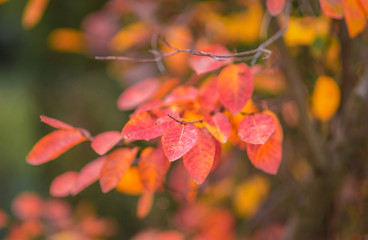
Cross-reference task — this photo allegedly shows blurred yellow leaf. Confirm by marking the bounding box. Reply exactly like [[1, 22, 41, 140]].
[[111, 23, 150, 52], [254, 68, 286, 94], [233, 175, 270, 217], [116, 167, 143, 195], [48, 28, 85, 54], [22, 0, 49, 29], [311, 75, 341, 122], [285, 17, 329, 46]]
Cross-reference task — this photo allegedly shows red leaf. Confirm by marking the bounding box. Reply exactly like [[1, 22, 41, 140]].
[[40, 115, 75, 130], [161, 123, 199, 162], [137, 191, 153, 219], [91, 131, 122, 155], [212, 140, 222, 170], [50, 171, 78, 197], [189, 44, 232, 75], [12, 192, 43, 220], [99, 147, 138, 193], [138, 147, 169, 192], [164, 86, 198, 104], [199, 77, 219, 111], [343, 0, 366, 38], [204, 112, 232, 144], [71, 156, 107, 195], [131, 100, 163, 116], [122, 111, 175, 141], [266, 0, 286, 16], [218, 63, 254, 114], [117, 78, 160, 110], [319, 0, 344, 19], [27, 130, 86, 165], [238, 113, 275, 144], [246, 138, 282, 175], [183, 128, 215, 184]]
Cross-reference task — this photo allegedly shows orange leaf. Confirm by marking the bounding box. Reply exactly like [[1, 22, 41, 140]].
[[358, 0, 368, 15], [48, 28, 85, 53], [198, 76, 219, 111], [266, 0, 286, 16], [116, 166, 144, 195], [137, 191, 153, 219], [218, 63, 254, 114], [246, 138, 282, 174], [238, 113, 275, 144], [117, 78, 160, 110], [161, 123, 199, 162], [22, 0, 49, 29], [164, 86, 198, 104], [204, 112, 232, 143], [71, 157, 107, 195], [122, 112, 175, 141], [40, 115, 75, 130], [189, 44, 232, 75], [99, 147, 138, 193], [27, 130, 86, 165], [183, 128, 215, 184], [50, 171, 78, 197], [343, 0, 366, 37], [12, 192, 43, 220], [91, 131, 122, 155], [319, 0, 344, 18], [138, 147, 169, 192]]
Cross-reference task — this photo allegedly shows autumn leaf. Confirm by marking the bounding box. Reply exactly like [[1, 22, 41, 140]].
[[116, 166, 144, 195], [319, 0, 344, 18], [212, 140, 222, 170], [163, 86, 198, 104], [343, 0, 366, 38], [266, 0, 286, 16], [204, 112, 232, 144], [99, 147, 138, 193], [137, 191, 154, 219], [22, 0, 49, 29], [359, 0, 368, 15], [12, 192, 43, 220], [40, 115, 76, 130], [117, 78, 160, 110], [246, 138, 282, 175], [198, 76, 219, 111], [238, 113, 275, 145], [48, 28, 85, 53], [152, 78, 180, 100], [188, 44, 232, 75], [50, 171, 78, 197], [132, 100, 163, 116], [183, 128, 215, 184], [122, 111, 175, 141], [71, 156, 107, 195], [91, 131, 122, 155], [161, 123, 199, 162], [26, 130, 86, 165], [311, 75, 340, 122], [218, 63, 254, 114], [138, 147, 169, 192]]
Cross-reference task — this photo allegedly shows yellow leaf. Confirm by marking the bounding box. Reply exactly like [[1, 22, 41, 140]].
[[311, 75, 341, 122], [22, 0, 49, 29], [233, 175, 270, 217], [111, 23, 150, 52], [116, 167, 143, 195], [48, 28, 85, 54]]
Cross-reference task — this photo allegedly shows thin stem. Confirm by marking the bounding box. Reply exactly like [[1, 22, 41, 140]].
[[167, 114, 203, 125]]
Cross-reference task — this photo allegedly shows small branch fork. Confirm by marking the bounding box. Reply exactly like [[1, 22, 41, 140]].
[[95, 2, 291, 65]]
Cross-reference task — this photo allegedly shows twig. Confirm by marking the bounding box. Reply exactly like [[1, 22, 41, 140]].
[[167, 114, 203, 125]]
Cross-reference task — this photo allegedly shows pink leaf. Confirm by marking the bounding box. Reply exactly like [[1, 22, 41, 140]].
[[50, 171, 78, 197], [40, 115, 75, 130], [91, 131, 122, 155], [266, 0, 286, 16], [238, 113, 275, 144]]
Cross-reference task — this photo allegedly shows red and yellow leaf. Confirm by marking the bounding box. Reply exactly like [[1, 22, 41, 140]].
[[71, 156, 107, 195], [117, 78, 160, 110], [183, 128, 215, 184], [50, 171, 78, 197], [22, 0, 49, 29], [138, 147, 169, 193], [238, 113, 275, 144], [122, 112, 175, 141], [26, 130, 86, 165], [218, 63, 254, 114], [137, 191, 154, 219], [161, 123, 199, 162], [189, 44, 232, 75], [343, 0, 366, 38], [91, 131, 122, 155], [204, 112, 232, 143], [99, 147, 138, 193], [266, 0, 286, 16], [246, 137, 282, 175], [319, 0, 344, 19]]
